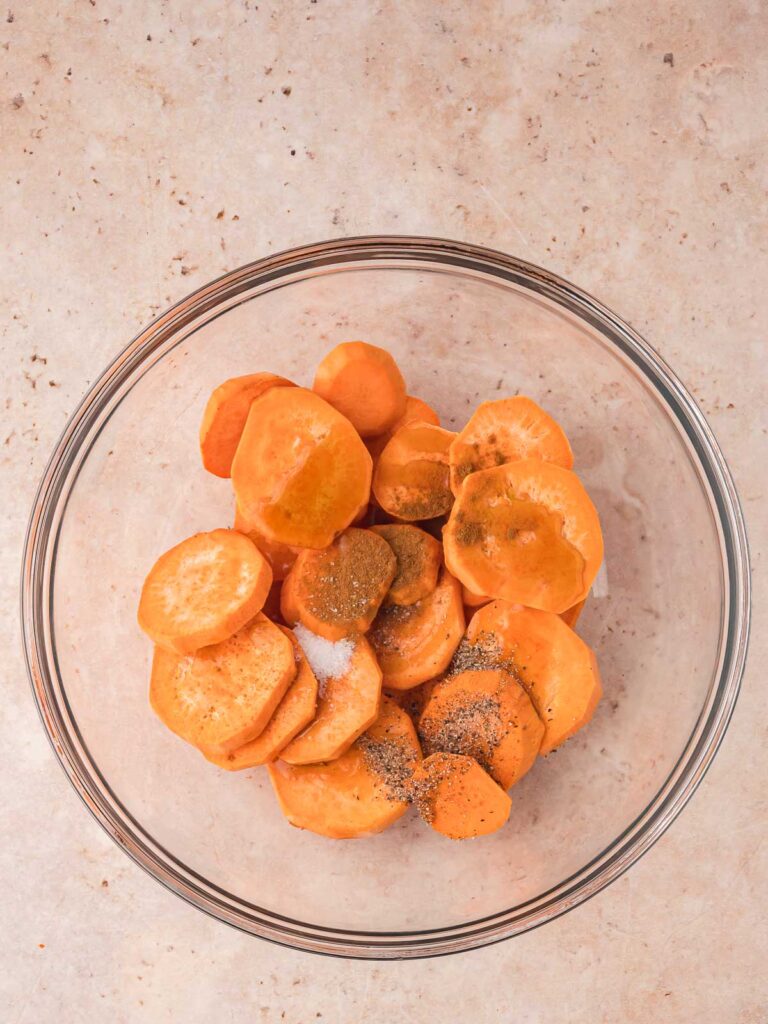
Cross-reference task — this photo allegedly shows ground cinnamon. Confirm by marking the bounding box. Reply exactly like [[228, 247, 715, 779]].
[[295, 527, 396, 634]]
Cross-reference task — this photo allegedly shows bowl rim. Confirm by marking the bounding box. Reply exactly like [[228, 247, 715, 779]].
[[21, 234, 751, 959]]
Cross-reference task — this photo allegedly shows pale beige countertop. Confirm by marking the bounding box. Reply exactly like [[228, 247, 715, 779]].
[[2, 2, 766, 1021]]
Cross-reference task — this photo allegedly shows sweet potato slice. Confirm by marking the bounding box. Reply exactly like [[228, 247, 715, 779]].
[[373, 422, 456, 521], [202, 625, 319, 770], [268, 697, 421, 838], [370, 524, 442, 606], [467, 602, 602, 755], [231, 387, 372, 550], [280, 528, 396, 640], [366, 395, 441, 463], [200, 372, 295, 478], [449, 395, 573, 495], [313, 341, 407, 437], [280, 633, 382, 764], [368, 569, 465, 690], [138, 529, 273, 654], [443, 459, 603, 614], [234, 503, 298, 581], [412, 752, 511, 839], [418, 669, 543, 789], [150, 613, 296, 753]]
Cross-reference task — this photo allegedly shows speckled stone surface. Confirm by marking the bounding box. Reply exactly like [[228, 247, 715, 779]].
[[2, 2, 766, 1021]]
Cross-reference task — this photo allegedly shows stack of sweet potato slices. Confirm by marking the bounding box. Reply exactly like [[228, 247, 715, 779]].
[[138, 341, 604, 840]]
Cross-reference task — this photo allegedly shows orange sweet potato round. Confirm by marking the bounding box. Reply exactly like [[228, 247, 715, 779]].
[[202, 625, 318, 770], [280, 528, 396, 640], [268, 697, 421, 839], [418, 669, 543, 789], [368, 569, 465, 690], [370, 523, 442, 606], [150, 613, 296, 753], [411, 752, 512, 839], [443, 459, 603, 614], [467, 601, 602, 755], [200, 372, 295, 478], [231, 387, 372, 550], [313, 341, 407, 437], [280, 634, 382, 764], [373, 422, 456, 521], [449, 395, 573, 495], [138, 529, 273, 655]]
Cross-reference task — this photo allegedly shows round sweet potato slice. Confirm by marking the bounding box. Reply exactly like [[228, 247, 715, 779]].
[[202, 625, 318, 770], [370, 523, 442, 606], [373, 422, 456, 521], [268, 697, 421, 839], [411, 752, 511, 839], [312, 341, 407, 437], [418, 669, 543, 789], [150, 613, 296, 753], [467, 601, 602, 755], [280, 528, 396, 640], [138, 529, 272, 655], [199, 372, 295, 478], [449, 395, 573, 494], [280, 633, 382, 765], [231, 387, 372, 550], [368, 569, 465, 690], [443, 459, 603, 614]]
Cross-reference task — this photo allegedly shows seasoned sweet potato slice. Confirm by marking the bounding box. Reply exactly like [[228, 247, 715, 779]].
[[280, 634, 382, 764], [373, 422, 456, 521], [150, 613, 296, 753], [202, 626, 318, 770], [449, 395, 573, 494], [444, 459, 603, 614], [370, 523, 442, 606], [368, 569, 465, 690], [280, 528, 396, 640], [268, 697, 421, 838], [418, 669, 543, 789], [467, 602, 602, 755], [411, 752, 511, 839]]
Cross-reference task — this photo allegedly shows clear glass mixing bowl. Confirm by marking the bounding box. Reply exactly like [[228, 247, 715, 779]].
[[21, 237, 750, 958]]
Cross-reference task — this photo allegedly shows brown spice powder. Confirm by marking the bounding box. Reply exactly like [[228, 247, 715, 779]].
[[391, 462, 453, 520], [304, 528, 396, 625], [453, 517, 484, 547], [372, 524, 423, 595]]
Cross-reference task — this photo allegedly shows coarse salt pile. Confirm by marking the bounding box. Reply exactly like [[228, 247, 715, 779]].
[[293, 623, 354, 684]]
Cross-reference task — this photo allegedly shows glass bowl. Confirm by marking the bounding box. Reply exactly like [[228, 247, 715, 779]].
[[22, 236, 750, 959]]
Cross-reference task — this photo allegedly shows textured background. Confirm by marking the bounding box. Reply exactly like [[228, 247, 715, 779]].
[[2, 2, 766, 1021]]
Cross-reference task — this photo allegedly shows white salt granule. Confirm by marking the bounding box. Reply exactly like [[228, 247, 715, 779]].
[[293, 623, 354, 683]]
